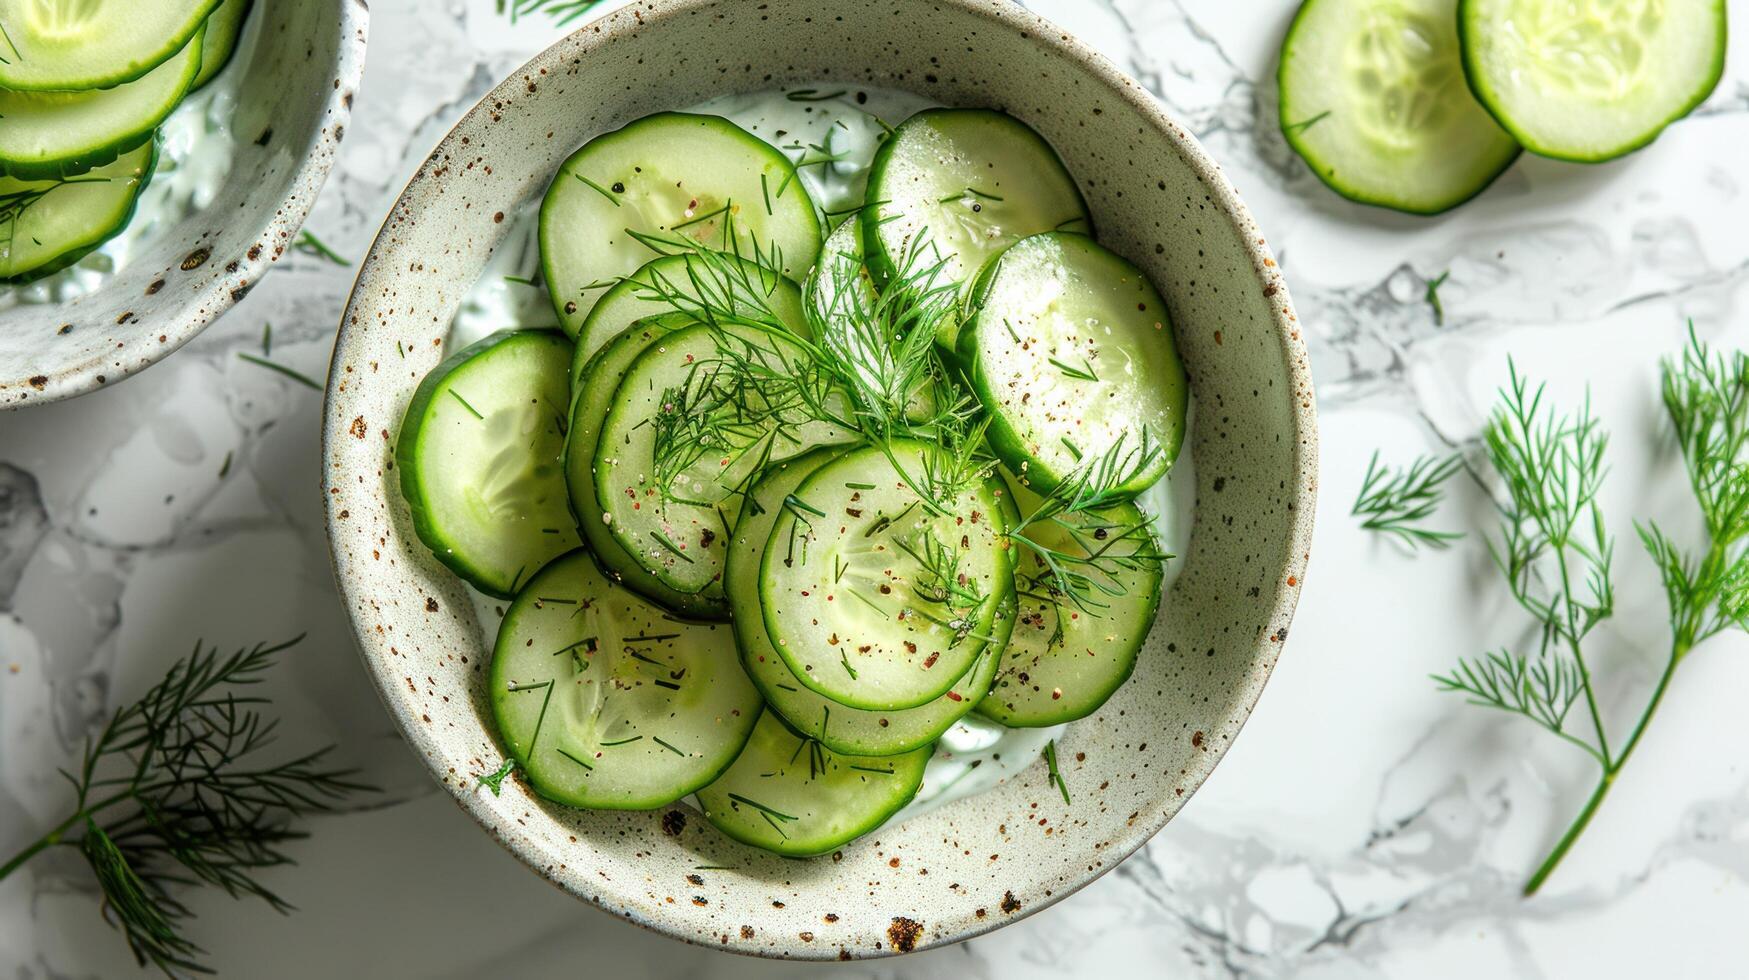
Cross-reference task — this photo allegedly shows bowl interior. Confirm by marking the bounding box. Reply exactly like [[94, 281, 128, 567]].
[[0, 0, 365, 408], [323, 0, 1314, 959]]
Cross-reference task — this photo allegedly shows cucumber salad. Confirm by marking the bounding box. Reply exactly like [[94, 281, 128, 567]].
[[402, 88, 1194, 857], [0, 0, 257, 295]]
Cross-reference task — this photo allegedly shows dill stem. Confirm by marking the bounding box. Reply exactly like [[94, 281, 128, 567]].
[[1526, 529, 1720, 896], [0, 785, 136, 879], [1553, 539, 1611, 767]]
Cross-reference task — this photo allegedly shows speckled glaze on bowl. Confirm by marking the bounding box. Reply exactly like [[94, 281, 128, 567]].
[[322, 0, 1316, 959], [0, 0, 368, 409]]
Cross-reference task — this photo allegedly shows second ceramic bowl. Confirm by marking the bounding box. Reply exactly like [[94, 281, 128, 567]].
[[323, 0, 1316, 959], [0, 0, 367, 408]]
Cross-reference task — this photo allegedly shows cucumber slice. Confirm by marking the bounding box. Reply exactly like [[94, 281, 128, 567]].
[[539, 112, 822, 337], [1, 141, 156, 284], [565, 316, 726, 619], [0, 0, 220, 91], [977, 478, 1165, 727], [397, 329, 581, 599], [697, 710, 930, 856], [574, 252, 807, 367], [727, 448, 1013, 756], [760, 441, 1015, 711], [806, 213, 943, 423], [863, 109, 1090, 348], [1459, 0, 1727, 162], [1278, 0, 1521, 214], [960, 232, 1188, 498], [0, 29, 203, 180], [594, 322, 850, 604], [193, 0, 254, 90], [490, 550, 761, 810]]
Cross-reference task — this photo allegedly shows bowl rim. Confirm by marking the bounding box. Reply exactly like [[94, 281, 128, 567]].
[[2, 0, 369, 410], [324, 0, 1318, 958]]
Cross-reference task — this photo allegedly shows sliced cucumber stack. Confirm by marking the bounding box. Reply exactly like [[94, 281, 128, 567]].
[[540, 112, 822, 336], [574, 252, 807, 368], [978, 477, 1164, 727], [0, 29, 203, 179], [0, 142, 157, 284], [728, 448, 1013, 755], [864, 109, 1090, 347], [961, 232, 1188, 498], [491, 551, 761, 810], [1459, 0, 1727, 162], [593, 321, 850, 610], [760, 441, 1015, 711], [0, 0, 221, 91], [1278, 0, 1520, 215], [397, 329, 582, 599], [697, 710, 931, 857], [565, 315, 726, 620]]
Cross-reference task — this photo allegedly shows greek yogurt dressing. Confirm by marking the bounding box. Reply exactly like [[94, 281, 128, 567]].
[[455, 87, 1193, 820], [0, 11, 262, 309]]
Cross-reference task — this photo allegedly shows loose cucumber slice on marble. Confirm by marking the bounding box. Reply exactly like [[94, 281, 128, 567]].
[[490, 550, 760, 810], [396, 329, 581, 599], [0, 29, 203, 180], [0, 0, 220, 91], [697, 710, 931, 856], [539, 112, 822, 337], [193, 0, 255, 90], [959, 232, 1188, 498], [977, 476, 1165, 727], [1277, 0, 1521, 214], [727, 447, 1013, 756], [564, 315, 726, 620], [574, 252, 807, 371], [862, 108, 1090, 348], [0, 142, 156, 284], [593, 321, 850, 605], [759, 441, 1015, 711], [1459, 0, 1727, 162]]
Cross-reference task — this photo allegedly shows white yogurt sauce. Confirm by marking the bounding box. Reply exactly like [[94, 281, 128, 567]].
[[453, 87, 1195, 819], [0, 11, 262, 309]]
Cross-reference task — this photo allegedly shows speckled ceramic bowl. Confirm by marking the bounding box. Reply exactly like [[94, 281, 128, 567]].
[[0, 0, 368, 408], [323, 0, 1315, 959]]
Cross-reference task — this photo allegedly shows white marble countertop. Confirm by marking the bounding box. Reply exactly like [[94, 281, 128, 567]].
[[4, 1, 1748, 976]]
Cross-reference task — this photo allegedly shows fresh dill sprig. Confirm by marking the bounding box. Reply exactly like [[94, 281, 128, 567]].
[[1351, 450, 1465, 550], [1044, 740, 1071, 805], [1435, 330, 1749, 895], [237, 352, 324, 391], [0, 637, 368, 975], [291, 229, 351, 267], [1424, 270, 1451, 326], [496, 0, 606, 25]]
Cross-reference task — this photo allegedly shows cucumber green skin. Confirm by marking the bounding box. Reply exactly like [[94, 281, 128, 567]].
[[193, 0, 255, 90], [697, 709, 932, 857], [489, 550, 761, 811], [0, 0, 221, 91], [539, 111, 822, 336], [958, 233, 1185, 499], [574, 253, 807, 363], [564, 316, 727, 620], [1276, 0, 1520, 215], [396, 329, 580, 599], [0, 30, 203, 181], [0, 141, 159, 286], [758, 441, 1016, 711], [726, 447, 1014, 756], [861, 108, 1092, 305], [1457, 0, 1728, 164], [976, 494, 1163, 728]]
